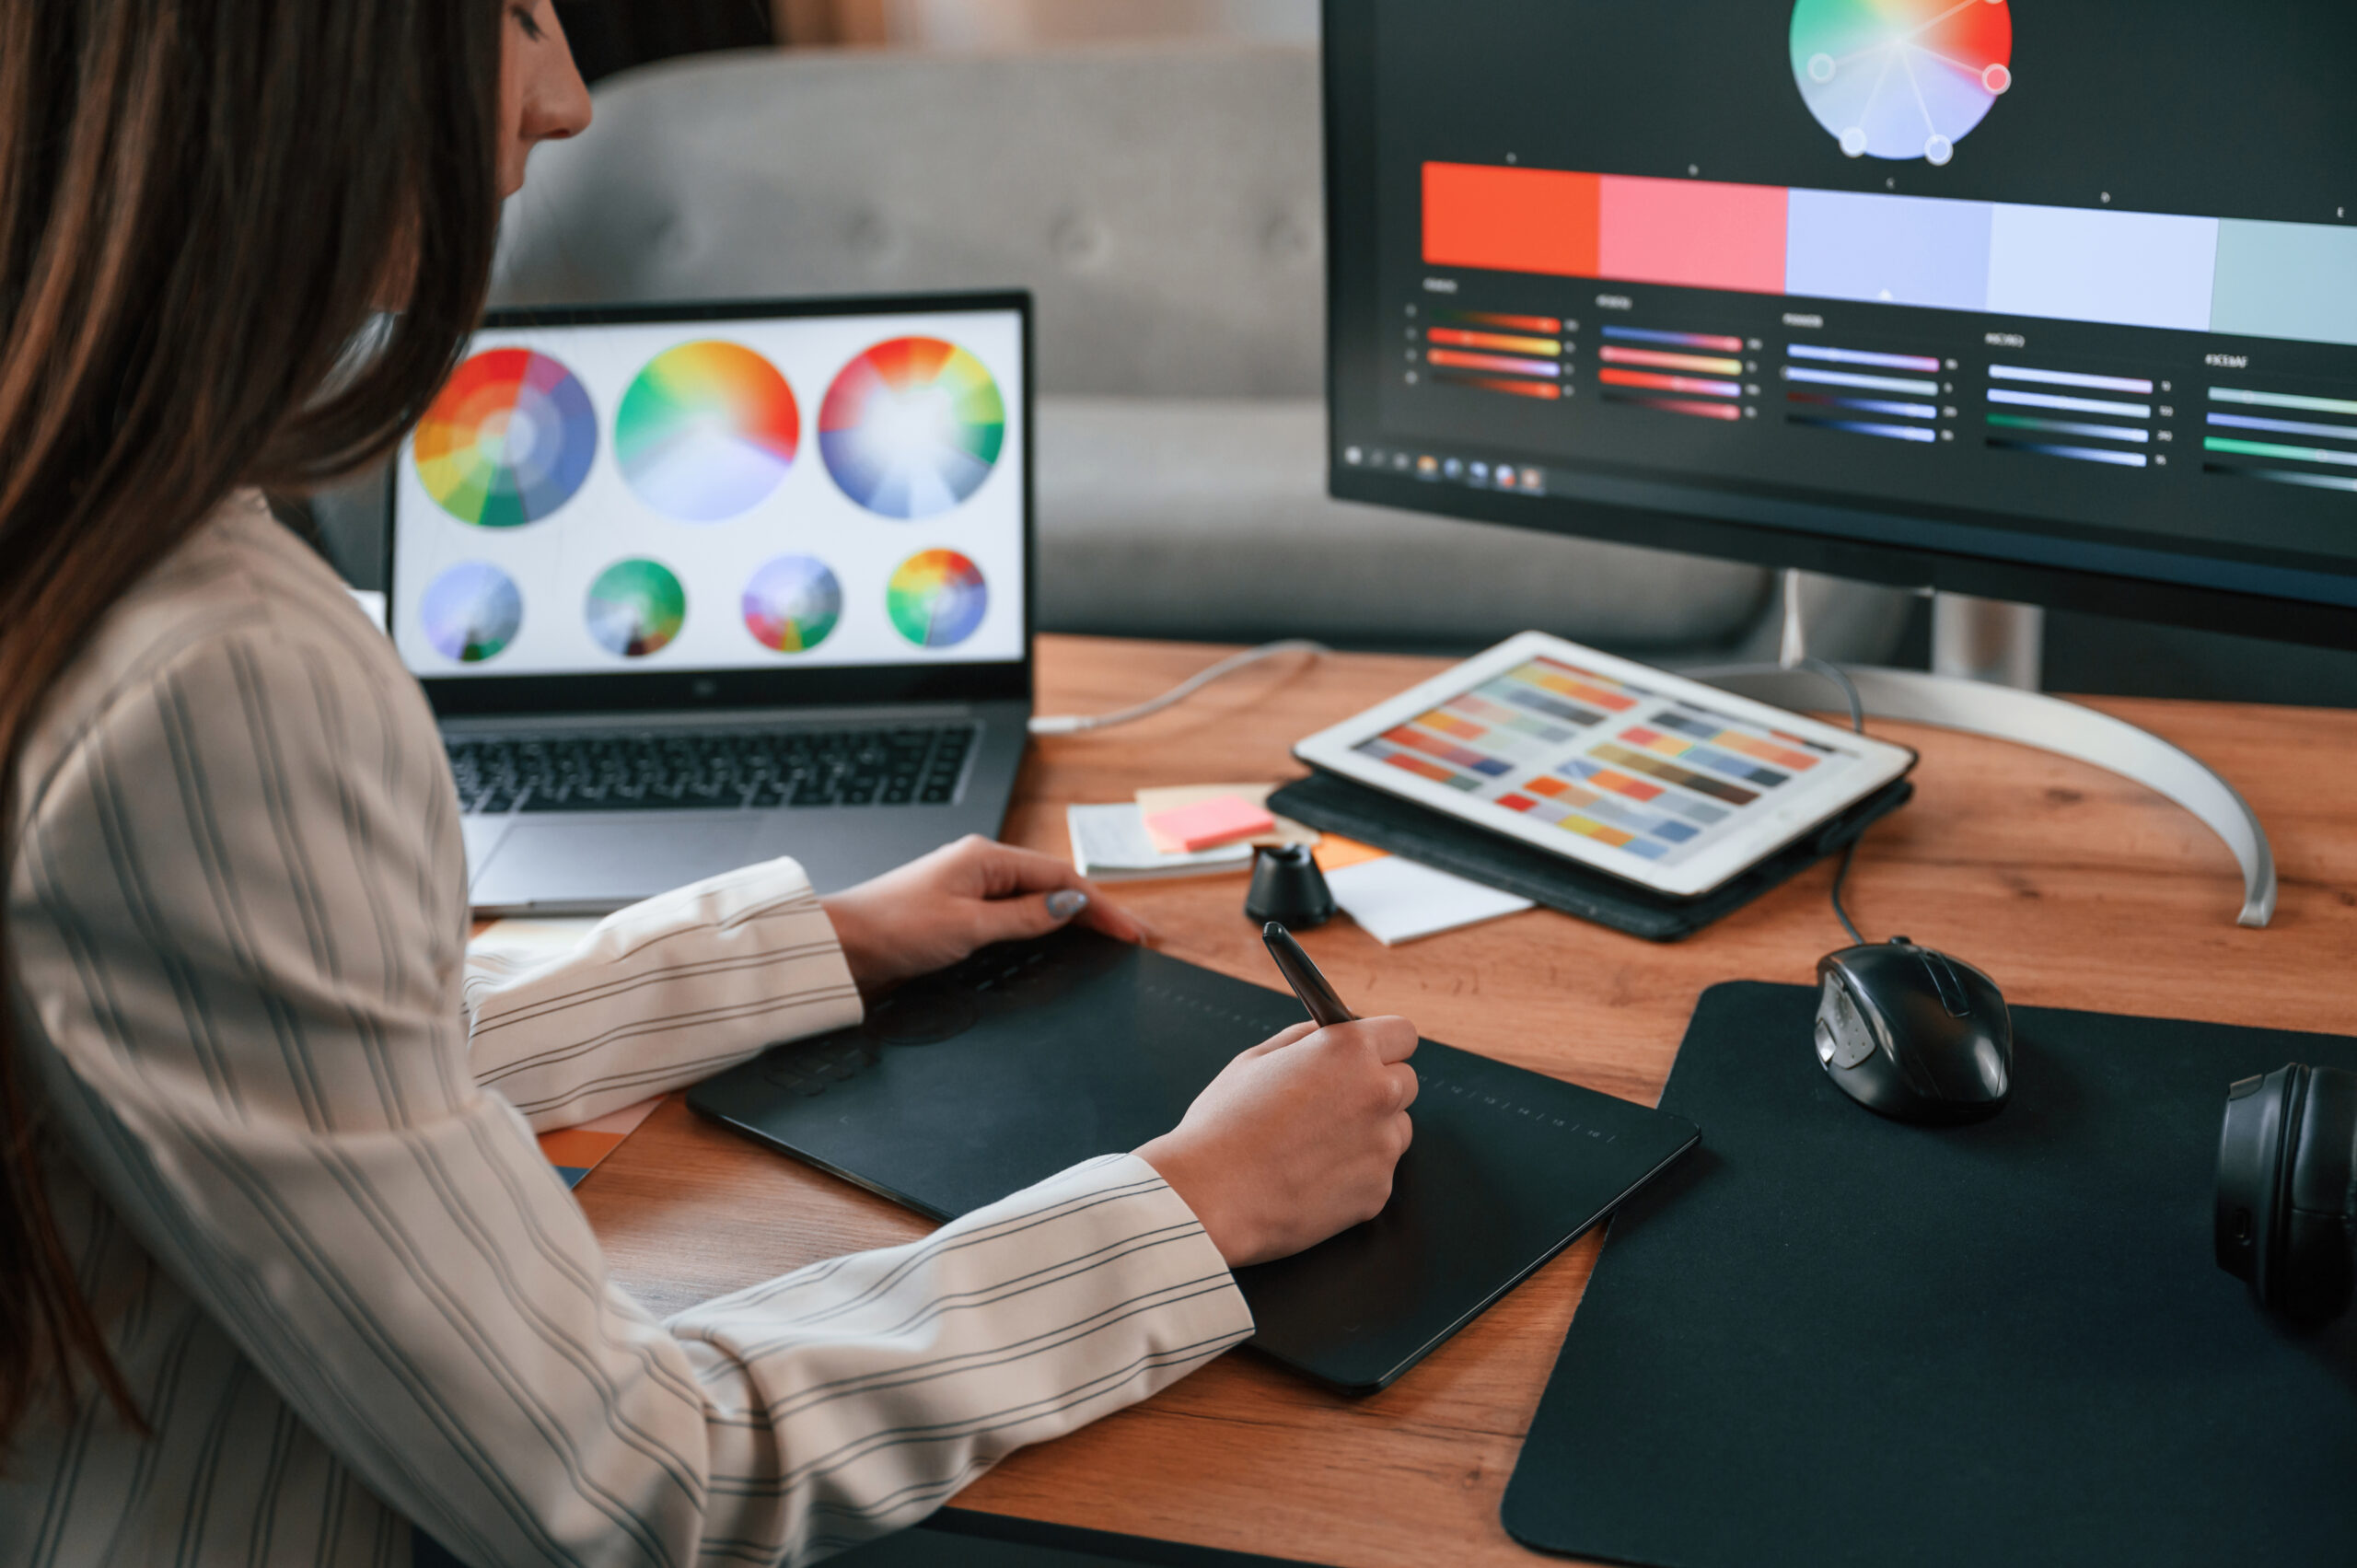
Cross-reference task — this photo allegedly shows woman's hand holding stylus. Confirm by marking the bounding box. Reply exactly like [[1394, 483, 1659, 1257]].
[[1136, 1016, 1421, 1267]]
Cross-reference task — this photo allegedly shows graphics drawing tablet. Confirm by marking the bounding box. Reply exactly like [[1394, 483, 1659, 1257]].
[[688, 927, 1700, 1393], [1293, 631, 1917, 899]]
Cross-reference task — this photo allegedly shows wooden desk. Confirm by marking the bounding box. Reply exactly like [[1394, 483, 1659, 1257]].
[[572, 634, 2357, 1567]]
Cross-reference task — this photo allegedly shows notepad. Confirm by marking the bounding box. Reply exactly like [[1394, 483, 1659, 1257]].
[[1068, 803, 1256, 880], [1324, 854, 1535, 945]]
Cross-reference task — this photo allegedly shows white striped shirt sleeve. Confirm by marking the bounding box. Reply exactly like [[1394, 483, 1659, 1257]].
[[8, 507, 1253, 1568]]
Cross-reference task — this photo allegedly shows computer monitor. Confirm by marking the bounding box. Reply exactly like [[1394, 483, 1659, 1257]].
[[1322, 1, 2357, 650]]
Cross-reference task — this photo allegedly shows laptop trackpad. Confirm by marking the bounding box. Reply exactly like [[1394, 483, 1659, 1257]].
[[468, 819, 758, 910]]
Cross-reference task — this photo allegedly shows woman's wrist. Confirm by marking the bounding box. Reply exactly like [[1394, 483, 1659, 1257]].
[[1134, 1133, 1251, 1268]]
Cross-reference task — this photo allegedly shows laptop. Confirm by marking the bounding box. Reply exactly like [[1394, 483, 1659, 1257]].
[[386, 293, 1036, 913]]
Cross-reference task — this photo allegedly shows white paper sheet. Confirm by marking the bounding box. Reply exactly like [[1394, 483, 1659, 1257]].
[[1324, 855, 1535, 945]]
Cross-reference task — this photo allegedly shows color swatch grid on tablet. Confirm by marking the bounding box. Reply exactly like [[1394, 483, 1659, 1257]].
[[1352, 656, 1849, 865]]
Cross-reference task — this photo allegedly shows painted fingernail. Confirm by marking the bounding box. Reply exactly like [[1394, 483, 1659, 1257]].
[[1046, 889, 1089, 922]]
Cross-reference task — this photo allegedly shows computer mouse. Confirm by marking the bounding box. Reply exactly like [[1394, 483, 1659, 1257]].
[[1813, 936, 2012, 1124]]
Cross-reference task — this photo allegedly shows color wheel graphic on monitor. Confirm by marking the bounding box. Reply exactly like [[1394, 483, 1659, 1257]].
[[1790, 0, 2012, 167], [419, 561, 523, 664], [617, 341, 800, 522], [586, 559, 687, 658], [887, 550, 988, 649], [414, 348, 597, 528], [742, 554, 843, 654], [820, 338, 1006, 519]]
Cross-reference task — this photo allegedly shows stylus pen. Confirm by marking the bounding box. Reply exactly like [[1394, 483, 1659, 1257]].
[[1262, 922, 1357, 1028]]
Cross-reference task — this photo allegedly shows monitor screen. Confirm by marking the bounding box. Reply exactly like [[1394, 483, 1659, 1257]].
[[389, 302, 1028, 684], [1324, 1, 2357, 643]]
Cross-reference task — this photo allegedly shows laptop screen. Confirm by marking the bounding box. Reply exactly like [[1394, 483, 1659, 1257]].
[[389, 298, 1028, 694]]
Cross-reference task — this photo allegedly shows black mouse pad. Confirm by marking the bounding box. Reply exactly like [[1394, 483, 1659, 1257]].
[[1504, 981, 2357, 1567], [687, 927, 1698, 1393]]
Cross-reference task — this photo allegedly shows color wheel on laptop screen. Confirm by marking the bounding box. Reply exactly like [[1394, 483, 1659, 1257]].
[[586, 558, 687, 658], [419, 561, 523, 663], [1789, 0, 2012, 166], [413, 348, 597, 528], [887, 550, 989, 648], [616, 341, 801, 522], [741, 554, 842, 653], [820, 338, 1006, 518]]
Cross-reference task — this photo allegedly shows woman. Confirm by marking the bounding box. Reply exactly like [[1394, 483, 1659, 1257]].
[[0, 5, 1421, 1565]]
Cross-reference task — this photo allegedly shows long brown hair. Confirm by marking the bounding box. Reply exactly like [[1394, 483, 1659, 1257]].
[[0, 0, 505, 1449]]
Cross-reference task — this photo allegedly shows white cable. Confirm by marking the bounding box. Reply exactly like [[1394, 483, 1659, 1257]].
[[1028, 640, 1329, 736]]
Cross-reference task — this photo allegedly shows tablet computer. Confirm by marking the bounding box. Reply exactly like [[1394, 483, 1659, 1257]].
[[1294, 632, 1917, 900]]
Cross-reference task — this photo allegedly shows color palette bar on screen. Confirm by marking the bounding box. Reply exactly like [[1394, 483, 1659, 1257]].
[[1990, 364, 2154, 395], [1376, 747, 1482, 791], [2208, 412, 2357, 442], [1605, 394, 1743, 422], [1429, 347, 1562, 377], [2203, 436, 2357, 469], [1517, 668, 1638, 713], [1439, 309, 1562, 333], [1563, 758, 1730, 823], [1785, 366, 1939, 396], [1600, 368, 1741, 398], [1620, 724, 1792, 786], [1789, 415, 1936, 443], [1422, 161, 2357, 348], [1788, 391, 1938, 419], [1788, 344, 1940, 372], [2203, 464, 2357, 494], [1652, 712, 1819, 771], [1587, 741, 1758, 806], [1603, 326, 1746, 353], [1429, 327, 1562, 354], [1435, 372, 1562, 400], [1599, 345, 1743, 375], [1987, 413, 2149, 443], [1988, 388, 2152, 419], [1384, 724, 1515, 776], [1987, 437, 2150, 468], [2212, 387, 2357, 418]]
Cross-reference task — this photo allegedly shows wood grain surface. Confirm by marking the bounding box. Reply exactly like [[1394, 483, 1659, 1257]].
[[569, 634, 2357, 1567]]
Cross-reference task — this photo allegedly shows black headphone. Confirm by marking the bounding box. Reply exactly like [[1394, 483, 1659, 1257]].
[[2214, 1063, 2357, 1321]]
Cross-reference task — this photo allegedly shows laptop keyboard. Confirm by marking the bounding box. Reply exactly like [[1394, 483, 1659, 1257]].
[[447, 723, 976, 815]]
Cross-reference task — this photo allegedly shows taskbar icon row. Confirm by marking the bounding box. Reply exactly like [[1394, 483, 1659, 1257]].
[[1342, 444, 1547, 495]]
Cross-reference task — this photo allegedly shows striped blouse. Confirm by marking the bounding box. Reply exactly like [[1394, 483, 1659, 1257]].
[[2, 494, 1253, 1567]]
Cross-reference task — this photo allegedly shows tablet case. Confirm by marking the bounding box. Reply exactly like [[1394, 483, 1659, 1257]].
[[1503, 981, 2357, 1567], [1266, 771, 1914, 942], [688, 927, 1700, 1393]]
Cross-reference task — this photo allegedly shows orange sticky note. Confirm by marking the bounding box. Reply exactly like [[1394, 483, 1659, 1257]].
[[1142, 794, 1277, 852]]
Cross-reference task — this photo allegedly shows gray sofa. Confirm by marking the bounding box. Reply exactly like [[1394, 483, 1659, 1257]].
[[334, 41, 1912, 663]]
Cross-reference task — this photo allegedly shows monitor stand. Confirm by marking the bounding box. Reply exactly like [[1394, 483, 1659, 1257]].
[[1693, 573, 2277, 928]]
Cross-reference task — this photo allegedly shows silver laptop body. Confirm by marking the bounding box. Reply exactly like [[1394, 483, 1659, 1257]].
[[387, 293, 1037, 914]]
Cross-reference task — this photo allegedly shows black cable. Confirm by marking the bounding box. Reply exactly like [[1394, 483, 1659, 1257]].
[[1784, 657, 1872, 947]]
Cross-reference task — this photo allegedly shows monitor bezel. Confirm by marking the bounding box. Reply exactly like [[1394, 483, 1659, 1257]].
[[1320, 3, 2357, 653], [389, 291, 1036, 717]]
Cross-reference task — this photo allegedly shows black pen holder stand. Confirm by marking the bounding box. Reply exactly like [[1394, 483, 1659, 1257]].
[[1243, 842, 1336, 930]]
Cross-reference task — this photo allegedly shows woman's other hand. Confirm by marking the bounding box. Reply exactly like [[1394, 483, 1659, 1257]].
[[1136, 1016, 1420, 1267], [820, 835, 1154, 1000]]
